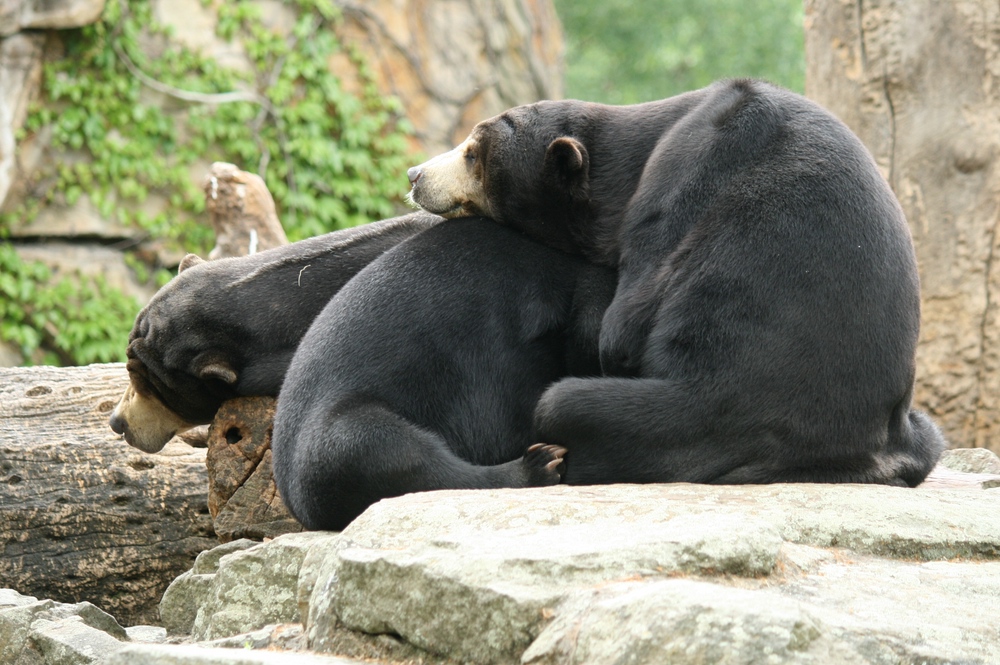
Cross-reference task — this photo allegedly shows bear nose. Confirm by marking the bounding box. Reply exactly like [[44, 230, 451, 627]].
[[109, 411, 126, 435], [407, 166, 422, 187]]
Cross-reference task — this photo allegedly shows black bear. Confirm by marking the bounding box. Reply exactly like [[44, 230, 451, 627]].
[[407, 78, 946, 486], [109, 212, 440, 453], [271, 218, 616, 531]]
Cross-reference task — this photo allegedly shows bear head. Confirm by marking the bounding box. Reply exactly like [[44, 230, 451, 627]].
[[109, 254, 240, 453], [406, 101, 597, 257]]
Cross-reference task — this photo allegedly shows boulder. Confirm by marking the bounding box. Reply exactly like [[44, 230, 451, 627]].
[[0, 588, 132, 664], [307, 481, 1000, 663], [141, 448, 1000, 664], [189, 532, 338, 642], [105, 644, 365, 665], [159, 540, 258, 636], [0, 0, 106, 36]]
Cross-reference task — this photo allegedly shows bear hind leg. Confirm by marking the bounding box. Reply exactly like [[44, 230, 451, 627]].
[[277, 398, 564, 531]]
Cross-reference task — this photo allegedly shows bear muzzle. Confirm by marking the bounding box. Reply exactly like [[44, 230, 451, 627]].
[[109, 381, 197, 453]]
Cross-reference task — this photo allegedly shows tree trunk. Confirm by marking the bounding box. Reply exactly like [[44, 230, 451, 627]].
[[0, 363, 215, 626], [804, 0, 1000, 452]]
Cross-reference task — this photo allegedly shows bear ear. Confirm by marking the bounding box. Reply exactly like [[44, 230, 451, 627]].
[[198, 361, 237, 385], [178, 254, 205, 273], [544, 137, 589, 195]]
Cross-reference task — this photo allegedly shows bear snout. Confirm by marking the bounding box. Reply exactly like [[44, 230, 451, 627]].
[[109, 411, 127, 437], [407, 166, 422, 187]]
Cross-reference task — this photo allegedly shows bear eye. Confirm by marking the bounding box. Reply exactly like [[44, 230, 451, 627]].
[[464, 150, 476, 165]]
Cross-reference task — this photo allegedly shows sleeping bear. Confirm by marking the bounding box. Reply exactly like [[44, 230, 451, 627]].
[[270, 218, 616, 531], [109, 213, 440, 453], [407, 78, 947, 487]]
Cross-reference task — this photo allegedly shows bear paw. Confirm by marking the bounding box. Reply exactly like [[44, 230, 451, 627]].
[[522, 443, 567, 486]]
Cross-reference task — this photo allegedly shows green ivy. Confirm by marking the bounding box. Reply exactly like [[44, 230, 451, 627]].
[[0, 244, 139, 365], [0, 0, 416, 365]]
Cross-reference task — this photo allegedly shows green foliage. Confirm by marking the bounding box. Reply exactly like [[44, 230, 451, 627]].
[[555, 0, 805, 104], [0, 244, 139, 365], [0, 0, 415, 366]]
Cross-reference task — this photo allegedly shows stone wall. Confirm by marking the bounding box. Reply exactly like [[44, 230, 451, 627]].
[[0, 0, 563, 365]]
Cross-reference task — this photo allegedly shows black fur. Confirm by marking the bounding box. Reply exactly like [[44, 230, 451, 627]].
[[414, 79, 946, 487], [271, 218, 616, 531], [119, 213, 440, 425]]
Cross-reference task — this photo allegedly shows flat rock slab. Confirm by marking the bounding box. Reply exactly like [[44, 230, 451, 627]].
[[106, 644, 366, 665], [342, 482, 1000, 560], [315, 481, 1000, 663], [154, 450, 1000, 665]]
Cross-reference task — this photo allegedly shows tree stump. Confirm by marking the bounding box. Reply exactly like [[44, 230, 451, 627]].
[[0, 363, 216, 626], [203, 161, 289, 261], [205, 397, 302, 543], [804, 0, 1000, 452]]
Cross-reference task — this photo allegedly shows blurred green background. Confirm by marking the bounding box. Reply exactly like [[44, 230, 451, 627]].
[[555, 0, 804, 104]]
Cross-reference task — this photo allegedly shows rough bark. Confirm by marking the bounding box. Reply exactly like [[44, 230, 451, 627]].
[[0, 363, 216, 626], [804, 0, 1000, 452], [205, 397, 302, 543]]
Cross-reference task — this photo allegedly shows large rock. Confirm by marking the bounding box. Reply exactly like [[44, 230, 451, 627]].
[[148, 449, 1000, 665], [189, 532, 338, 642], [0, 0, 105, 37], [0, 588, 132, 664], [159, 539, 258, 636]]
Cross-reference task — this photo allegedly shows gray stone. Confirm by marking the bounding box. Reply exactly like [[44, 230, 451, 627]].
[[0, 596, 55, 663], [0, 588, 38, 608], [191, 532, 338, 641], [53, 602, 126, 641], [104, 643, 365, 664], [331, 514, 783, 663], [125, 624, 168, 644], [159, 540, 266, 636], [307, 483, 1000, 663], [22, 615, 125, 665], [1, 590, 134, 663], [525, 556, 1000, 664], [298, 536, 349, 650], [199, 623, 306, 652], [939, 447, 1000, 475], [159, 571, 215, 636], [192, 539, 258, 575], [341, 483, 1000, 560], [0, 0, 105, 36], [523, 580, 828, 665]]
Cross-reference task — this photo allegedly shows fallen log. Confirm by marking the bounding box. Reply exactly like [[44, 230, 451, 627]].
[[0, 363, 215, 626]]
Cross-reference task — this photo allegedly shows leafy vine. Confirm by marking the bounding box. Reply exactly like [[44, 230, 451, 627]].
[[0, 0, 416, 365]]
